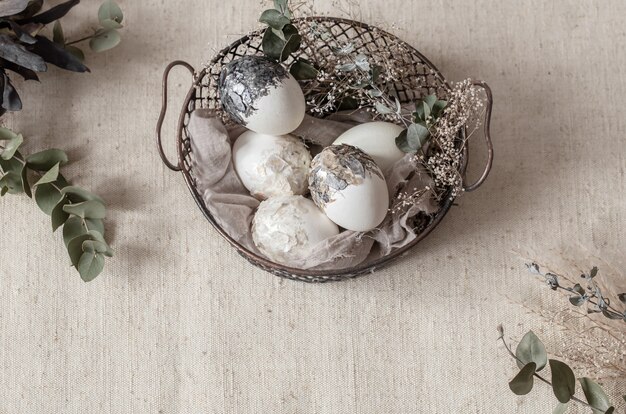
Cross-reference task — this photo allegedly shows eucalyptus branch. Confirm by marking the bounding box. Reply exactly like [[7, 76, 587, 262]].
[[527, 263, 626, 322], [0, 127, 113, 282], [497, 326, 594, 410]]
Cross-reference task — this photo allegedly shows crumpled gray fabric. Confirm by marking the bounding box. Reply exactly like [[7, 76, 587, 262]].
[[188, 109, 437, 270]]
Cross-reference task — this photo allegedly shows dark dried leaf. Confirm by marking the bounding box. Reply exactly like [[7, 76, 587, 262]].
[[0, 33, 46, 71], [16, 0, 79, 25], [0, 0, 29, 17], [618, 293, 626, 304], [29, 35, 89, 72], [1, 72, 22, 111], [10, 0, 42, 20], [6, 20, 36, 44], [1, 58, 39, 80]]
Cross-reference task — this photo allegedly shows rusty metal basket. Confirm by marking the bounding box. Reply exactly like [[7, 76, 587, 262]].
[[156, 16, 494, 282]]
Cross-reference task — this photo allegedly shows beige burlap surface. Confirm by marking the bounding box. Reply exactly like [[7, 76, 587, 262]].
[[0, 0, 624, 413]]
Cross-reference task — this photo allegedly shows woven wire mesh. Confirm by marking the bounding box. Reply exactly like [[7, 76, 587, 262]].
[[176, 17, 462, 282]]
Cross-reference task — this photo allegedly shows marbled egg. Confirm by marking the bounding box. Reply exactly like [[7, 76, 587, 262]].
[[232, 131, 311, 200], [252, 195, 340, 265], [309, 144, 389, 232], [219, 56, 305, 135], [333, 121, 405, 171]]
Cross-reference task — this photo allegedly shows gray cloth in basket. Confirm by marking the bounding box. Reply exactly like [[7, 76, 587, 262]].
[[188, 109, 438, 270]]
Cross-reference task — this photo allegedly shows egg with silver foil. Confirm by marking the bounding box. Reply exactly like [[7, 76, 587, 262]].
[[252, 195, 340, 265], [218, 55, 306, 135], [232, 131, 311, 200], [308, 144, 389, 232]]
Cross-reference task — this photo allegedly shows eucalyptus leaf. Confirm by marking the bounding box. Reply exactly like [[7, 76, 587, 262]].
[[431, 99, 448, 118], [35, 181, 64, 214], [508, 362, 536, 395], [98, 0, 123, 27], [52, 20, 64, 44], [290, 59, 318, 80], [33, 162, 59, 186], [579, 377, 612, 414], [0, 33, 46, 71], [83, 239, 112, 257], [0, 170, 21, 194], [50, 195, 68, 231], [89, 29, 121, 53], [262, 28, 284, 61], [0, 128, 23, 159], [375, 103, 393, 115], [63, 45, 84, 63], [20, 162, 30, 197], [61, 186, 104, 204], [549, 359, 576, 403], [62, 215, 87, 248], [572, 283, 585, 295], [273, 0, 290, 16], [569, 296, 586, 306], [259, 9, 290, 30], [66, 233, 92, 267], [62, 200, 106, 219], [515, 331, 548, 371], [279, 26, 300, 62], [406, 122, 430, 151], [553, 402, 568, 414], [423, 94, 437, 109], [26, 149, 67, 170], [395, 129, 414, 153], [77, 250, 104, 282]]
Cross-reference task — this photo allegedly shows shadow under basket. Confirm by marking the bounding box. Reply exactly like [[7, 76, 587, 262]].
[[156, 16, 494, 283]]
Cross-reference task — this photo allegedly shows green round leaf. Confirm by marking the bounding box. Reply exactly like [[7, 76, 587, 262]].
[[579, 377, 612, 413], [51, 199, 69, 232], [516, 331, 548, 371], [33, 162, 60, 186], [53, 20, 64, 44], [553, 402, 568, 414], [26, 149, 68, 171], [63, 216, 85, 247], [89, 29, 121, 53], [0, 129, 23, 160], [549, 359, 576, 403], [67, 233, 93, 267], [262, 28, 284, 61], [99, 18, 122, 29], [290, 59, 318, 80], [61, 186, 104, 204], [98, 0, 123, 26], [259, 9, 290, 30], [35, 182, 63, 214], [64, 45, 85, 63], [77, 251, 104, 282], [62, 200, 106, 219], [509, 362, 536, 396]]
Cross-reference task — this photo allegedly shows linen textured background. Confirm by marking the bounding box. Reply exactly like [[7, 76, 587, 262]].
[[0, 0, 624, 412]]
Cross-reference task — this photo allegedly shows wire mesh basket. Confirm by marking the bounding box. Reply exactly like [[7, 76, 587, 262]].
[[156, 16, 494, 283]]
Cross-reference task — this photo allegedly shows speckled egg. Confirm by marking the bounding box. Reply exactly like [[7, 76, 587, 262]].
[[252, 195, 340, 265], [308, 144, 389, 232], [218, 55, 305, 135], [232, 130, 311, 200], [333, 121, 405, 171]]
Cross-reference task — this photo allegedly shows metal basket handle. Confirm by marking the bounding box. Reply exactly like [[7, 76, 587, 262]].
[[156, 60, 195, 172], [463, 80, 494, 192]]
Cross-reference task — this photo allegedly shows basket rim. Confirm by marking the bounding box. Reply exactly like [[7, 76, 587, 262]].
[[176, 16, 469, 280]]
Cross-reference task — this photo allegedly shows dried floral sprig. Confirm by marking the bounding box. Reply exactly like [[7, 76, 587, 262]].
[[527, 263, 626, 322], [0, 127, 113, 281], [498, 326, 622, 414], [0, 0, 125, 115]]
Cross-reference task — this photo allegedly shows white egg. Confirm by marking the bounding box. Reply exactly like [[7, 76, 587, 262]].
[[333, 121, 405, 171], [232, 131, 311, 200], [252, 195, 340, 265], [219, 55, 305, 135], [309, 145, 389, 232]]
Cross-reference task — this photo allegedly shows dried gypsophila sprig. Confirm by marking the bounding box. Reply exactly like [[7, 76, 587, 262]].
[[527, 263, 626, 322]]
